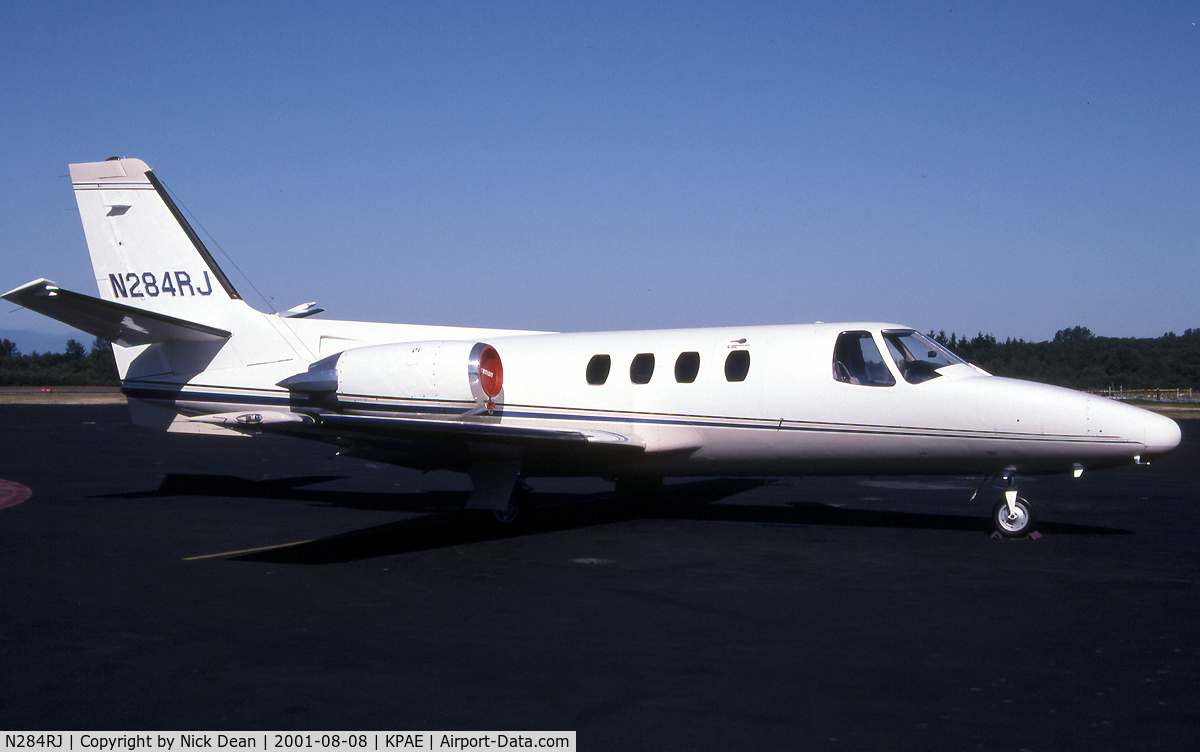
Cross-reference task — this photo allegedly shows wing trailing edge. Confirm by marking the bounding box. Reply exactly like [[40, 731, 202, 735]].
[[2, 279, 230, 347]]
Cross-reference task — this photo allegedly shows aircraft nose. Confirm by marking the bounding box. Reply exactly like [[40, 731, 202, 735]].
[[1088, 396, 1181, 462], [1141, 410, 1182, 457]]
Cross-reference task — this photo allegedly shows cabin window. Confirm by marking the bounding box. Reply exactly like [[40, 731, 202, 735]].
[[882, 330, 966, 384], [630, 353, 655, 384], [724, 350, 751, 382], [674, 352, 700, 383], [832, 331, 895, 386], [586, 354, 611, 385]]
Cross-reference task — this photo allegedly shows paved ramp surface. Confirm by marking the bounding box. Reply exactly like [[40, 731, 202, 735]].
[[1, 405, 1197, 750]]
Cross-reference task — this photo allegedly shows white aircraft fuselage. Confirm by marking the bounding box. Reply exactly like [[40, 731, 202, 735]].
[[3, 158, 1182, 536]]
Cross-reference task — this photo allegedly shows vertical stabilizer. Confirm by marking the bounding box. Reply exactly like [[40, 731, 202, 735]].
[[70, 158, 242, 319], [69, 158, 299, 379]]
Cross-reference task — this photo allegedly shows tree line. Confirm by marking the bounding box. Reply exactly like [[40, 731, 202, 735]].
[[931, 327, 1200, 391], [3, 327, 1199, 391], [0, 337, 119, 386]]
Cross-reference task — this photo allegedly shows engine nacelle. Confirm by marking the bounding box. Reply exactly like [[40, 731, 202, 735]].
[[279, 340, 503, 413]]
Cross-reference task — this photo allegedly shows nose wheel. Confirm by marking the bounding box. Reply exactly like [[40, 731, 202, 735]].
[[974, 472, 1039, 537], [991, 496, 1036, 537]]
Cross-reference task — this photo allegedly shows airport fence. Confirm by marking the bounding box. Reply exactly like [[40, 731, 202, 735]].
[[1091, 387, 1198, 403]]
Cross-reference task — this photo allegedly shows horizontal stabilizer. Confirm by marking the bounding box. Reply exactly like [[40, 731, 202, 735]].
[[2, 279, 230, 347], [281, 302, 325, 319]]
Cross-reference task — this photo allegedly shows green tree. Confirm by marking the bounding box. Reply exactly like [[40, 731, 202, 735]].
[[1053, 326, 1094, 343], [87, 337, 118, 383]]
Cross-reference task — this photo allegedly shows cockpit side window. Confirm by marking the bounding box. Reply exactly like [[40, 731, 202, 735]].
[[882, 330, 966, 384], [832, 331, 896, 386]]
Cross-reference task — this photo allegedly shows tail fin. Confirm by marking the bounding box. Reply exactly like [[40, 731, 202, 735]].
[[67, 158, 301, 379], [70, 158, 243, 321]]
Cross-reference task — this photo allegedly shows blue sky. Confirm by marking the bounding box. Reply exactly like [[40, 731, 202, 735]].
[[2, 1, 1197, 353]]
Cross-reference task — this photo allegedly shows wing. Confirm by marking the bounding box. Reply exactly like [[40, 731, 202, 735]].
[[174, 408, 647, 510], [181, 409, 641, 451]]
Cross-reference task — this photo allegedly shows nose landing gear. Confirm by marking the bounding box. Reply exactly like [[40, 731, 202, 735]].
[[991, 495, 1036, 537], [974, 471, 1039, 537]]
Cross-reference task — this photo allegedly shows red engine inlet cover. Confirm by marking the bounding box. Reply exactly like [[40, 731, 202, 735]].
[[478, 345, 504, 398]]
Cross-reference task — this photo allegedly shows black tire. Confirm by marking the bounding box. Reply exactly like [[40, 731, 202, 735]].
[[492, 484, 534, 525], [991, 497, 1036, 537]]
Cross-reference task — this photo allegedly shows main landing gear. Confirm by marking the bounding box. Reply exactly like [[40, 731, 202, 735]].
[[974, 472, 1038, 538], [492, 480, 534, 525], [465, 459, 535, 526]]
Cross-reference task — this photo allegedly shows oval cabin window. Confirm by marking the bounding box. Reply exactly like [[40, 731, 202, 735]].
[[630, 353, 655, 384], [724, 350, 750, 382], [586, 354, 611, 385], [674, 352, 700, 383]]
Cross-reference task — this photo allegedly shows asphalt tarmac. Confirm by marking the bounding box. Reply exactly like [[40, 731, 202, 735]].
[[1, 404, 1197, 750]]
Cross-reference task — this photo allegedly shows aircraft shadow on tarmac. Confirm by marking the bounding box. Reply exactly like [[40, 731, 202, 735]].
[[102, 474, 1132, 564]]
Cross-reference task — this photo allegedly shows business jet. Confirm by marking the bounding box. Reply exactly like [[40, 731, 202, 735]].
[[4, 158, 1182, 536]]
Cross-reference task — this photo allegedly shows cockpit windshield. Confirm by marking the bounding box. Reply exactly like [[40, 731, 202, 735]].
[[882, 330, 967, 384]]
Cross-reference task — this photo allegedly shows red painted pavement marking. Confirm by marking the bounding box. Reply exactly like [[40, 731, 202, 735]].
[[0, 479, 33, 509]]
